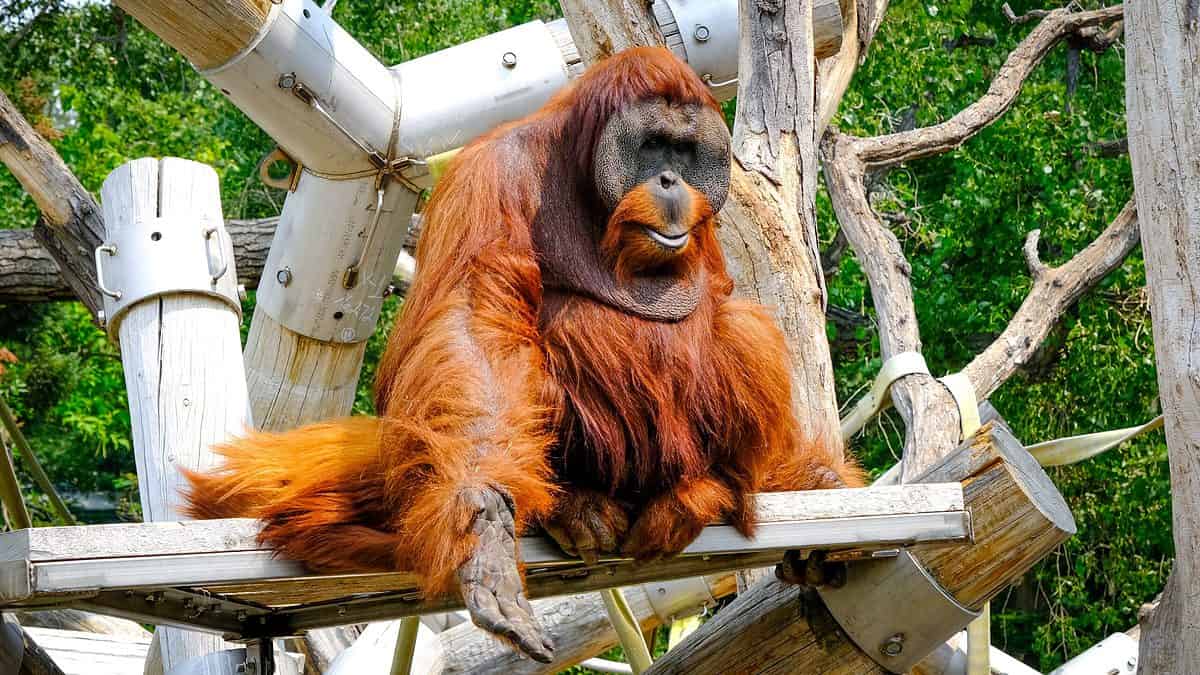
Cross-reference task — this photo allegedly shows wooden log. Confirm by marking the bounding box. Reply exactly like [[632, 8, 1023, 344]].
[[112, 1, 274, 71], [1124, 2, 1200, 672], [1, 614, 66, 675], [432, 575, 738, 674], [99, 157, 251, 674], [0, 88, 105, 316], [0, 217, 424, 304], [647, 423, 1074, 674]]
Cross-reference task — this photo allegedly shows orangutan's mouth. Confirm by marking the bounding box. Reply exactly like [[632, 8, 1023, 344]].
[[645, 227, 689, 250]]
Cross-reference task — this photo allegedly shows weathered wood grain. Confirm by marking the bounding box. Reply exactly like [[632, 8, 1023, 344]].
[[1124, 2, 1200, 672], [101, 157, 252, 673], [0, 88, 104, 316], [113, 0, 275, 71]]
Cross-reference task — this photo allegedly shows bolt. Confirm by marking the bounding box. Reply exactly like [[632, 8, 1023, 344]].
[[694, 25, 711, 42], [502, 51, 518, 68], [276, 267, 293, 286], [880, 634, 904, 657], [238, 284, 248, 302], [1127, 657, 1138, 671], [97, 310, 106, 327], [277, 72, 297, 89]]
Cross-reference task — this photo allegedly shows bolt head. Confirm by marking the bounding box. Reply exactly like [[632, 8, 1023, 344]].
[[276, 267, 293, 286], [880, 634, 904, 657], [277, 72, 297, 89], [694, 25, 711, 42], [502, 51, 518, 67]]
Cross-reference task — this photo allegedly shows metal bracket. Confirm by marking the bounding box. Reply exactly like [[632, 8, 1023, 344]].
[[655, 0, 740, 95], [639, 576, 716, 624], [819, 550, 980, 673], [96, 216, 242, 338], [243, 638, 276, 675]]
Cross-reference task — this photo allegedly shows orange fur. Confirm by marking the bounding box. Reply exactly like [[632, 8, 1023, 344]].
[[184, 46, 860, 602]]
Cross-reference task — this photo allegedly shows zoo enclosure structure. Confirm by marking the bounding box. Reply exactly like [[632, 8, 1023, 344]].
[[0, 0, 1165, 674]]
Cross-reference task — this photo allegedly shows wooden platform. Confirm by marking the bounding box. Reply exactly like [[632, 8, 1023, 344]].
[[0, 485, 970, 641]]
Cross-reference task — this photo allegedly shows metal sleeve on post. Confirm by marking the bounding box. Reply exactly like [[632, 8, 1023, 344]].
[[819, 551, 981, 673], [96, 215, 242, 339]]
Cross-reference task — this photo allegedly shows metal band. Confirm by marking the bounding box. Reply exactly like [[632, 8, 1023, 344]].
[[820, 550, 980, 673], [96, 217, 242, 339]]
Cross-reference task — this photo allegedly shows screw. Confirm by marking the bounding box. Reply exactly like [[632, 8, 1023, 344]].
[[880, 634, 904, 657], [97, 310, 106, 327], [694, 25, 711, 42], [238, 284, 248, 302], [276, 267, 293, 286], [502, 51, 518, 68], [277, 72, 297, 89]]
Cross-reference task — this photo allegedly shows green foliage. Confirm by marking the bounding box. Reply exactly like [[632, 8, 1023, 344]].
[[825, 0, 1164, 668], [0, 0, 1169, 670]]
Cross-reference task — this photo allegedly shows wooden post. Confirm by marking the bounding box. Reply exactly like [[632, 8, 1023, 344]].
[[1124, 2, 1200, 672], [647, 422, 1075, 673], [98, 158, 253, 675]]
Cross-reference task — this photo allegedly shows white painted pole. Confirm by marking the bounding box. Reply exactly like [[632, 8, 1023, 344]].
[[99, 158, 298, 675]]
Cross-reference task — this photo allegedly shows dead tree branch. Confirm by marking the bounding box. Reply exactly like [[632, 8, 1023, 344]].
[[963, 200, 1140, 400], [822, 3, 1127, 478], [0, 88, 104, 317], [852, 5, 1125, 170]]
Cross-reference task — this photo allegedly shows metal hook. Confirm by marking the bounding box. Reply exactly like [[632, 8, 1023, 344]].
[[703, 73, 738, 88], [204, 227, 229, 285], [94, 244, 122, 300]]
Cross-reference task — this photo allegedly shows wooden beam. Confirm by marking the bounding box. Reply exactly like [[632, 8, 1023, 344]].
[[1, 615, 67, 675], [112, 0, 275, 71], [0, 89, 104, 316]]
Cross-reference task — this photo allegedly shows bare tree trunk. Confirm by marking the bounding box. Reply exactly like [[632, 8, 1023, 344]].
[[719, 0, 839, 435], [1124, 2, 1200, 673]]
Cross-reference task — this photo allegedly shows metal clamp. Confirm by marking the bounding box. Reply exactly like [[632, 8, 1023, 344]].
[[639, 576, 716, 624], [819, 551, 980, 673], [96, 217, 242, 338]]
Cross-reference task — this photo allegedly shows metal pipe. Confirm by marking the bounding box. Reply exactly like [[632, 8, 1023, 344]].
[[601, 588, 653, 674], [389, 617, 419, 675]]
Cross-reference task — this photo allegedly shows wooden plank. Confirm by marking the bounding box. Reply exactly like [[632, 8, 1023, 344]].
[[0, 484, 964, 563], [21, 626, 150, 675], [18, 511, 967, 598], [0, 520, 263, 562]]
